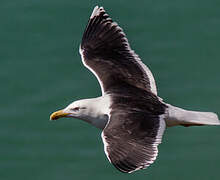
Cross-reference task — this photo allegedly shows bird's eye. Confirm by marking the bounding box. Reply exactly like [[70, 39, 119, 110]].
[[72, 107, 79, 111]]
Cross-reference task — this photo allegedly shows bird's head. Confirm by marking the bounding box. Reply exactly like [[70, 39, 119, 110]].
[[50, 100, 88, 121], [50, 97, 109, 129]]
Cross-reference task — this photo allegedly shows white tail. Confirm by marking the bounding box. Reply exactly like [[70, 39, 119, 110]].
[[165, 104, 220, 127]]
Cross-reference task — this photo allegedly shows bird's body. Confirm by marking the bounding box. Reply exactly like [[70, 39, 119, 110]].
[[50, 6, 220, 173]]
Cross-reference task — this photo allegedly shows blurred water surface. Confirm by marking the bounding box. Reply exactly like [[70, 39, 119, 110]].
[[1, 0, 220, 179]]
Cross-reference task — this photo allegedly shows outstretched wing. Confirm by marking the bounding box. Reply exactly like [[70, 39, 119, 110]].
[[79, 6, 157, 95], [101, 88, 167, 173], [102, 110, 166, 173]]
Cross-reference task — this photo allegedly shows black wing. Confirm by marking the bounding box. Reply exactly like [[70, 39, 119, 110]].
[[101, 87, 167, 173], [80, 6, 157, 95]]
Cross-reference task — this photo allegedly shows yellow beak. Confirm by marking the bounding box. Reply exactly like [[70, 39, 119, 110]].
[[50, 110, 70, 120]]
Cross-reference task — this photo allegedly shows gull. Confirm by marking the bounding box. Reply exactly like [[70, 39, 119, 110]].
[[50, 6, 220, 173]]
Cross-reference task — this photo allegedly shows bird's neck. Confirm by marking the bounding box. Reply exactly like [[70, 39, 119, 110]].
[[80, 95, 111, 129]]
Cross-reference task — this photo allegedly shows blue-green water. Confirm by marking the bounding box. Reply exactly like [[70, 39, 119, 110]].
[[1, 0, 220, 179]]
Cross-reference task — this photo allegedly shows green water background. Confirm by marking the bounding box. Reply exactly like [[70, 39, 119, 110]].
[[1, 0, 220, 179]]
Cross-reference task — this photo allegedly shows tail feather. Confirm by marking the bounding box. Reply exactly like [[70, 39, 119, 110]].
[[165, 104, 220, 127]]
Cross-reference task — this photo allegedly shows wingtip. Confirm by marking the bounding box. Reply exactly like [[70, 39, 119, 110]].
[[90, 5, 105, 19]]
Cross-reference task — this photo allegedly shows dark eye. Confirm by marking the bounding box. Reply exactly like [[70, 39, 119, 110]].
[[72, 107, 79, 111]]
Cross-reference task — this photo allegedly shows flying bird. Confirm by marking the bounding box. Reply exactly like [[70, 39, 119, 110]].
[[50, 6, 220, 173]]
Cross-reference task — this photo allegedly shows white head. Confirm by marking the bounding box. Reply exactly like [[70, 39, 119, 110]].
[[50, 97, 109, 129], [50, 99, 94, 120]]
